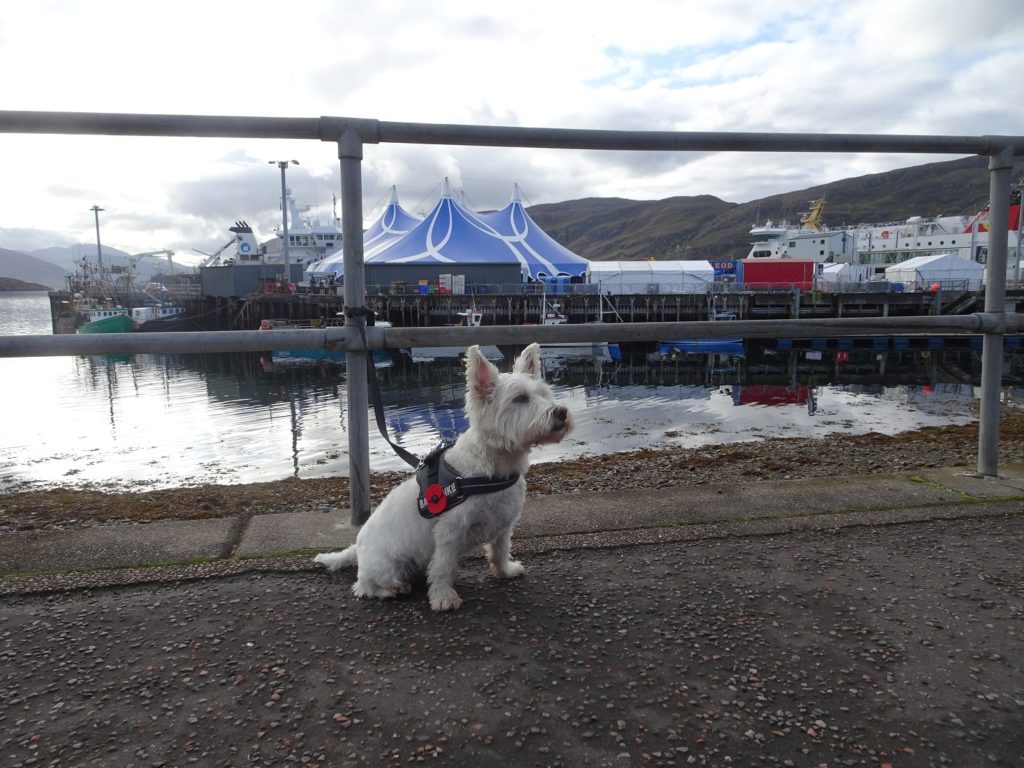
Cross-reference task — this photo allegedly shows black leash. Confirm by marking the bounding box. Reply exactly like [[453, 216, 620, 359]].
[[345, 306, 521, 517], [345, 307, 420, 469]]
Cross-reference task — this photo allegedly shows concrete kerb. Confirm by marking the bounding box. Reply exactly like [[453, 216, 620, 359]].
[[1, 465, 1022, 596]]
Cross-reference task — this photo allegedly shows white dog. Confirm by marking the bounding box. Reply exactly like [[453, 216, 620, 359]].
[[314, 342, 573, 611]]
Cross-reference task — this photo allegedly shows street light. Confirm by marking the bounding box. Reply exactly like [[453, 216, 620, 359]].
[[269, 160, 299, 277], [91, 205, 104, 270]]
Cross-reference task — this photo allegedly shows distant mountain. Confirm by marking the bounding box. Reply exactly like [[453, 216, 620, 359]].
[[31, 245, 134, 273], [0, 276, 50, 291], [3, 155, 1021, 276], [0, 244, 167, 290], [0, 247, 68, 290], [528, 155, 1024, 262]]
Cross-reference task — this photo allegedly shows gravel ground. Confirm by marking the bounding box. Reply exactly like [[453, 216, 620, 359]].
[[2, 412, 1023, 533], [2, 514, 1022, 767]]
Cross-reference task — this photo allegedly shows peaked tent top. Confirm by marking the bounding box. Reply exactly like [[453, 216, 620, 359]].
[[308, 186, 422, 275], [308, 181, 590, 280], [364, 179, 587, 280], [364, 186, 423, 256], [475, 183, 589, 278]]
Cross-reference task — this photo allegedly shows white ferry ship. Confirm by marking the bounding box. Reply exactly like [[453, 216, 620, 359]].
[[746, 189, 1023, 282], [199, 189, 342, 268]]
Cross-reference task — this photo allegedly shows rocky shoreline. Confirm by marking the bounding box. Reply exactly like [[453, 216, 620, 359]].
[[2, 411, 1022, 534]]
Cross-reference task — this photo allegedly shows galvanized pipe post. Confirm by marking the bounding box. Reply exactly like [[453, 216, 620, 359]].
[[338, 129, 372, 525], [976, 146, 1013, 476]]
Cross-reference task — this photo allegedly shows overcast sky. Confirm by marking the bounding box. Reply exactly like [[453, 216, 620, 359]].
[[1, 0, 1021, 264]]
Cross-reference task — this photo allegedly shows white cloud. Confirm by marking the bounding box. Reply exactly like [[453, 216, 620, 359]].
[[0, 0, 1022, 257]]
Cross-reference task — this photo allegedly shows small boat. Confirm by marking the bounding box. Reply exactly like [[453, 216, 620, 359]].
[[271, 348, 394, 367], [260, 318, 394, 368], [536, 301, 621, 362], [401, 307, 503, 363], [655, 302, 740, 359], [131, 304, 188, 332], [77, 313, 135, 334], [655, 338, 744, 357]]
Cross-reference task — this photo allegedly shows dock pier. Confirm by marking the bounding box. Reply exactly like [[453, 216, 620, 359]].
[[61, 285, 994, 333]]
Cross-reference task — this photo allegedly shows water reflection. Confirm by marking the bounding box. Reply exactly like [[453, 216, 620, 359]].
[[1, 291, 1021, 491]]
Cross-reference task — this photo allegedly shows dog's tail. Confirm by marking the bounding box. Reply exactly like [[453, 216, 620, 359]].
[[313, 545, 358, 572]]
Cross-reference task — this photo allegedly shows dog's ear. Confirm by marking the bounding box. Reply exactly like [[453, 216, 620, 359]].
[[513, 342, 541, 378], [465, 345, 500, 403]]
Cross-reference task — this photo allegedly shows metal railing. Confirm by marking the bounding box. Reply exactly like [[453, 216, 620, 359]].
[[1, 110, 1021, 524]]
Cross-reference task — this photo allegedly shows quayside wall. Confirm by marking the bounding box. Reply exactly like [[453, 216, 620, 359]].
[[66, 287, 1009, 333]]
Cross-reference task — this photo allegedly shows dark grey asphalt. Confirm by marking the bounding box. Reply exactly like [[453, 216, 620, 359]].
[[1, 465, 1022, 767]]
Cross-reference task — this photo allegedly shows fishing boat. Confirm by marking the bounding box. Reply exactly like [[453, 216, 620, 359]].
[[77, 311, 134, 334], [130, 304, 189, 331], [746, 188, 1023, 281], [55, 245, 189, 334]]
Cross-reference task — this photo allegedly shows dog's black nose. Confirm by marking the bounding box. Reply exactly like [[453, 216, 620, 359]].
[[553, 406, 568, 425]]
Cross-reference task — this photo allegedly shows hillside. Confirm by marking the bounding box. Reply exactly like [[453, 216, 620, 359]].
[[0, 277, 50, 291], [2, 156, 1020, 272], [31, 244, 133, 273], [0, 247, 68, 290], [528, 155, 1023, 262]]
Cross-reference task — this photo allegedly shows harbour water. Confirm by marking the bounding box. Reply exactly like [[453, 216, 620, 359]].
[[1, 292, 1020, 492]]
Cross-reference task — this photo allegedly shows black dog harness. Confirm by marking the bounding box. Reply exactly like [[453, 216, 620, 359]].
[[416, 442, 520, 518], [344, 309, 521, 519]]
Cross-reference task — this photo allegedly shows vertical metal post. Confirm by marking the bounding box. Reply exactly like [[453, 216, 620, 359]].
[[279, 164, 291, 276], [339, 129, 371, 524], [269, 160, 298, 280], [91, 205, 104, 270], [976, 147, 1013, 476]]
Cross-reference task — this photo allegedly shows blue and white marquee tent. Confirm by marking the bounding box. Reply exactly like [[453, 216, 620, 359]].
[[364, 186, 423, 258], [476, 184, 589, 279], [310, 179, 590, 282], [367, 179, 588, 281], [307, 186, 421, 276]]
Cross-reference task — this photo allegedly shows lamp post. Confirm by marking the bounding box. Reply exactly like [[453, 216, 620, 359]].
[[91, 205, 104, 270], [269, 160, 299, 279]]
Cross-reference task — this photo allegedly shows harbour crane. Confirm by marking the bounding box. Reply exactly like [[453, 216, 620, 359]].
[[128, 249, 176, 274]]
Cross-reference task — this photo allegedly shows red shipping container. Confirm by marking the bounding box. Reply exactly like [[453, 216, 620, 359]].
[[739, 259, 816, 290]]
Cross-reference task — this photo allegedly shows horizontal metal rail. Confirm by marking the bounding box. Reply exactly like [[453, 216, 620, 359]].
[[1, 314, 1020, 358], [2, 110, 1023, 156], [2, 108, 1019, 515]]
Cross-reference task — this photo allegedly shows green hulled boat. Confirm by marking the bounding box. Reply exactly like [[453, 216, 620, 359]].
[[77, 314, 135, 334]]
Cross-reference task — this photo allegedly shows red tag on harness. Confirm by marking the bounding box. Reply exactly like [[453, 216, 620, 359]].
[[423, 483, 449, 515], [416, 443, 518, 519]]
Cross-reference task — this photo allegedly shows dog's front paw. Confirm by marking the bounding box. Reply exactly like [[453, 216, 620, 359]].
[[429, 587, 463, 612], [492, 560, 525, 579]]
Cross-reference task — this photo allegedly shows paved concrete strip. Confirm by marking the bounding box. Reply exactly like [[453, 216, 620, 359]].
[[513, 498, 1024, 557], [915, 464, 1024, 497], [2, 466, 1021, 583], [3, 498, 1020, 597], [235, 510, 356, 558], [518, 474, 970, 536], [0, 517, 237, 575]]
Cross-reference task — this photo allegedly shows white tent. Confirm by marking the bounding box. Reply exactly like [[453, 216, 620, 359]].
[[816, 262, 873, 286], [884, 253, 983, 291], [586, 260, 715, 294]]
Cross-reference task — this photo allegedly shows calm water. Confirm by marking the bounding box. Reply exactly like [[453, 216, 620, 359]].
[[1, 292, 1020, 492]]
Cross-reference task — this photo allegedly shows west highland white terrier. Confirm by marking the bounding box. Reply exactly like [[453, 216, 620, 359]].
[[314, 342, 573, 611]]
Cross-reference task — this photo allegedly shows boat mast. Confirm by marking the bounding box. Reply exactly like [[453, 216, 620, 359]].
[[91, 205, 104, 271]]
